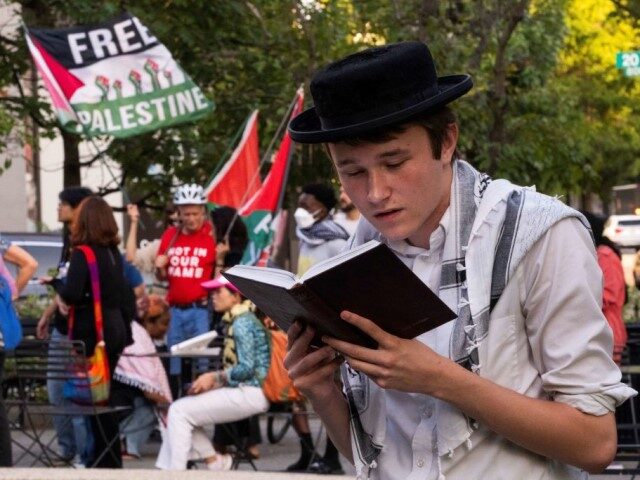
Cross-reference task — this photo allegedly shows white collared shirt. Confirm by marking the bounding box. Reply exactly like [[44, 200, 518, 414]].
[[379, 209, 451, 480], [362, 215, 630, 480]]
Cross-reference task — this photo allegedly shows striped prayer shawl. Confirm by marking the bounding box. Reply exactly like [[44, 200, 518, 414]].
[[342, 159, 587, 477]]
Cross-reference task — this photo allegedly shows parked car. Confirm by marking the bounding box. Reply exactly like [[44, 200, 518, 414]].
[[603, 215, 640, 248], [0, 232, 63, 298]]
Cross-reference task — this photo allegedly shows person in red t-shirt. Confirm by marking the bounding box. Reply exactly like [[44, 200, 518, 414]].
[[155, 184, 216, 377]]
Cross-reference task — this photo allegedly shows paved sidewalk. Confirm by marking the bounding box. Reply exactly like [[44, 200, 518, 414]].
[[9, 414, 626, 478], [0, 469, 348, 480], [10, 414, 355, 477]]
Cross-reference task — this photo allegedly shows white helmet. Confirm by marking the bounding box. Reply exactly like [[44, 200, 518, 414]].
[[173, 183, 207, 205]]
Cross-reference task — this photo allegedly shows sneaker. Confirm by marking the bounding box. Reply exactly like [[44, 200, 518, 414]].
[[307, 458, 345, 475], [286, 457, 312, 472], [206, 454, 233, 471]]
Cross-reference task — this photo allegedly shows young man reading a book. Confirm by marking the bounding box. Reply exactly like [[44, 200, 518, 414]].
[[284, 41, 635, 479]]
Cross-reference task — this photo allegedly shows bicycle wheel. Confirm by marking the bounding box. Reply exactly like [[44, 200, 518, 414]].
[[266, 413, 292, 444]]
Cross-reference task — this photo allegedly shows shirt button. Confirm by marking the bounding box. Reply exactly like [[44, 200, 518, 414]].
[[417, 459, 425, 468]]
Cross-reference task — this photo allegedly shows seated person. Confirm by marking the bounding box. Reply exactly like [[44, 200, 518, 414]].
[[113, 295, 172, 459], [155, 276, 271, 471], [143, 295, 171, 376]]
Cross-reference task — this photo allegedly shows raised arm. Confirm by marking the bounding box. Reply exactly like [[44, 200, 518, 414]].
[[3, 244, 38, 297], [125, 204, 140, 263]]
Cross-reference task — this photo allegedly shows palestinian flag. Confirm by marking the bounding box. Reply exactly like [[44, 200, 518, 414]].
[[239, 89, 304, 265], [25, 12, 213, 138], [204, 110, 261, 209]]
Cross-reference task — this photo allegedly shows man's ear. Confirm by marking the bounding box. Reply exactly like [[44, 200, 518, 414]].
[[441, 123, 459, 166]]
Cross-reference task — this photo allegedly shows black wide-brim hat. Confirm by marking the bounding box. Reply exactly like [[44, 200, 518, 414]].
[[289, 41, 473, 144]]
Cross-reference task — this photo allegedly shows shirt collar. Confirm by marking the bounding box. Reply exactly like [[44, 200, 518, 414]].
[[385, 207, 450, 257]]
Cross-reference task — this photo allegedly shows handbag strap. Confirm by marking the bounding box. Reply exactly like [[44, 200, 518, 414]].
[[68, 245, 104, 343]]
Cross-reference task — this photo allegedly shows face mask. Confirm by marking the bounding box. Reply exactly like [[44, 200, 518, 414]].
[[294, 207, 317, 229]]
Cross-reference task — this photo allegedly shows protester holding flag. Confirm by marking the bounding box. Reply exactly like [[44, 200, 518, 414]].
[[125, 202, 178, 278], [155, 184, 215, 382]]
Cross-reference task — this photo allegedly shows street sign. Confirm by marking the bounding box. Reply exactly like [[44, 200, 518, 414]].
[[617, 51, 640, 68], [625, 66, 640, 77], [616, 51, 640, 77]]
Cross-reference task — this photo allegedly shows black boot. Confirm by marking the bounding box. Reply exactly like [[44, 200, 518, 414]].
[[286, 433, 314, 472], [308, 437, 344, 474]]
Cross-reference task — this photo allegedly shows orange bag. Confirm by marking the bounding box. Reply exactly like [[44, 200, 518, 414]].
[[262, 328, 303, 403]]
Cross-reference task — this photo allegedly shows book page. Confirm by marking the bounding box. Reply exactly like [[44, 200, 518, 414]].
[[170, 330, 218, 353], [301, 239, 381, 282], [223, 265, 298, 289]]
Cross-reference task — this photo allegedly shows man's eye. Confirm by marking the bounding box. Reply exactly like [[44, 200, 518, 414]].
[[344, 170, 364, 177], [387, 161, 405, 170]]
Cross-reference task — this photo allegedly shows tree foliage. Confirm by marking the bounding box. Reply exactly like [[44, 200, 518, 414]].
[[0, 0, 639, 214]]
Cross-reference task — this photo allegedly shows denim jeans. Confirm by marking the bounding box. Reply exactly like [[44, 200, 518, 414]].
[[48, 328, 92, 463], [120, 397, 156, 457], [167, 307, 209, 375]]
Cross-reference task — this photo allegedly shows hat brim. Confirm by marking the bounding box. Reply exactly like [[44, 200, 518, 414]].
[[289, 74, 473, 144], [201, 277, 239, 293]]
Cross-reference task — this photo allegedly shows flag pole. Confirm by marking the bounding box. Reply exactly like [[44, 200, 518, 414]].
[[222, 88, 301, 241], [274, 84, 303, 214]]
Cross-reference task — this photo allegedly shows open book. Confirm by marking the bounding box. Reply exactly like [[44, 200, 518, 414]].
[[170, 330, 218, 354], [223, 240, 456, 348]]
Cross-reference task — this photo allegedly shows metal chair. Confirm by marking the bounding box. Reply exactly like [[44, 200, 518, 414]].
[[6, 338, 130, 467]]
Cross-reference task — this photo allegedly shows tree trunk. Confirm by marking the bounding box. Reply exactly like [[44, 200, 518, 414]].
[[417, 0, 440, 41], [62, 129, 81, 187], [486, 0, 529, 174]]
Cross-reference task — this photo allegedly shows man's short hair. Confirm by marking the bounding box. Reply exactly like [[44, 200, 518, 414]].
[[58, 186, 93, 208], [302, 183, 337, 211], [340, 107, 458, 160]]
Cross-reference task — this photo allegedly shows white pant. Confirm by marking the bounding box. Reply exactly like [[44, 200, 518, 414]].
[[156, 385, 269, 470]]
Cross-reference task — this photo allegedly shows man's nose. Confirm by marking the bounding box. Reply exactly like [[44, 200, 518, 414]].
[[367, 171, 391, 204]]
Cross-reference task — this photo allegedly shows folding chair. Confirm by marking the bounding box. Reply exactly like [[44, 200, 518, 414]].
[[7, 338, 130, 467]]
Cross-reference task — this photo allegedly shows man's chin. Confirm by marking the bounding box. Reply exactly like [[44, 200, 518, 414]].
[[371, 223, 411, 243]]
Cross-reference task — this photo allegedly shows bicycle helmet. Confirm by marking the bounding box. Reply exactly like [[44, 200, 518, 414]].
[[173, 183, 207, 205]]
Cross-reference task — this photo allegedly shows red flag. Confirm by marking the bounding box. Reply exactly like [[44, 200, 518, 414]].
[[240, 93, 304, 216], [239, 89, 304, 265], [204, 110, 261, 208]]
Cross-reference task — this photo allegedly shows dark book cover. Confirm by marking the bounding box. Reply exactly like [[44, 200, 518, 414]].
[[224, 243, 456, 348]]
